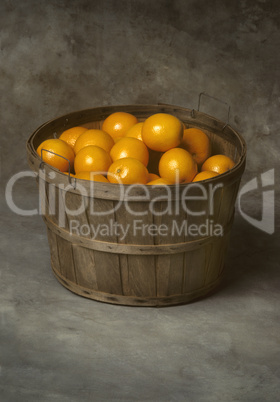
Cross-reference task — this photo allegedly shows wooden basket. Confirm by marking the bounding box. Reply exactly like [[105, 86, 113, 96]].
[[26, 104, 246, 306]]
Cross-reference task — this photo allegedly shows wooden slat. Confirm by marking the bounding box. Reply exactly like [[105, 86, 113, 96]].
[[56, 236, 76, 283], [153, 201, 184, 296], [46, 227, 60, 273], [72, 245, 97, 289], [43, 181, 69, 229], [116, 202, 156, 297], [64, 192, 91, 237], [183, 244, 213, 293], [204, 235, 229, 285], [118, 254, 130, 296], [180, 183, 214, 242], [92, 250, 122, 294], [85, 198, 123, 294], [156, 253, 185, 297], [124, 254, 156, 297]]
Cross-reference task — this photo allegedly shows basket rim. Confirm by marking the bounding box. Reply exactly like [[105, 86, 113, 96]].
[[26, 103, 247, 200]]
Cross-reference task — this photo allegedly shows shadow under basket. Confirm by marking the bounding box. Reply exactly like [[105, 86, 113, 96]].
[[26, 104, 246, 306]]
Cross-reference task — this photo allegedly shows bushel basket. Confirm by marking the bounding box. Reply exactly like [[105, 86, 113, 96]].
[[26, 104, 246, 306]]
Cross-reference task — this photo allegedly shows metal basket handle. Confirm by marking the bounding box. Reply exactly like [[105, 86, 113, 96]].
[[39, 148, 76, 188], [197, 92, 231, 129]]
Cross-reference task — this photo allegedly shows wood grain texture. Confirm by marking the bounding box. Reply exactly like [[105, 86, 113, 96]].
[[72, 245, 97, 289], [51, 262, 224, 307], [115, 202, 157, 297]]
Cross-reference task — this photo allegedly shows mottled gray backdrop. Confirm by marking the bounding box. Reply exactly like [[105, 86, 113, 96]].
[[1, 1, 279, 401], [1, 0, 280, 178]]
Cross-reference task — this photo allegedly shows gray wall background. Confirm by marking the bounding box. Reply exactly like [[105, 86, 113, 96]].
[[1, 1, 280, 401], [1, 0, 280, 180]]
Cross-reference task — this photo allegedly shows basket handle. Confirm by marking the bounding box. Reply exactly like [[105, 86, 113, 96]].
[[197, 92, 231, 128], [39, 149, 76, 188]]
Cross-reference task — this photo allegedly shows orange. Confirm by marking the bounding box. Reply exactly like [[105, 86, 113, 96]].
[[192, 171, 219, 182], [74, 145, 112, 174], [180, 127, 211, 167], [114, 137, 124, 143], [59, 126, 88, 149], [110, 137, 149, 167], [147, 178, 172, 186], [107, 158, 149, 185], [201, 154, 235, 174], [75, 172, 109, 182], [142, 113, 183, 152], [102, 112, 138, 140], [37, 139, 75, 172], [125, 122, 144, 141], [148, 173, 160, 181], [159, 148, 197, 184], [74, 129, 114, 155]]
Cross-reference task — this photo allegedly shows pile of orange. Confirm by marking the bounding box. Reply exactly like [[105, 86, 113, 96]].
[[37, 111, 235, 185]]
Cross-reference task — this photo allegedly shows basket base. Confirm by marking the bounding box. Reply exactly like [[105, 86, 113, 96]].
[[51, 262, 224, 307]]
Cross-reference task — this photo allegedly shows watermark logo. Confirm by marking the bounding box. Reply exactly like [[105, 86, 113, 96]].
[[237, 169, 275, 234], [69, 218, 223, 240], [4, 167, 276, 236], [5, 169, 222, 217]]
